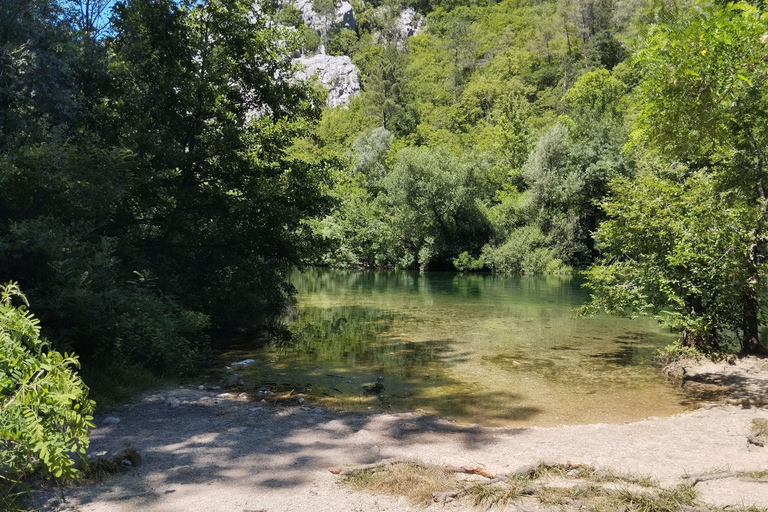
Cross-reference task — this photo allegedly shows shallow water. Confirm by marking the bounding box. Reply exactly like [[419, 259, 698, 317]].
[[225, 269, 692, 427]]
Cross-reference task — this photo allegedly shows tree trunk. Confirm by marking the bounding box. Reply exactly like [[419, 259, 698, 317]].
[[742, 279, 762, 355], [742, 242, 763, 354]]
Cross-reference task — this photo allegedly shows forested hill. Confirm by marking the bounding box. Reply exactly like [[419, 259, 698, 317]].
[[288, 0, 647, 273]]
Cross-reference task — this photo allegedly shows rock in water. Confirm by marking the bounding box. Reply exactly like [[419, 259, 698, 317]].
[[362, 382, 385, 395]]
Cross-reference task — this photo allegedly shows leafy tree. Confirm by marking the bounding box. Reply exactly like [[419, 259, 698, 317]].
[[382, 146, 492, 269], [0, 283, 94, 483], [585, 2, 768, 353], [359, 43, 416, 134], [108, 0, 332, 327], [352, 126, 394, 190], [584, 166, 756, 351]]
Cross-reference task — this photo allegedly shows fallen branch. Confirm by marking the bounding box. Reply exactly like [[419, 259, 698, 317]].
[[444, 465, 496, 479], [686, 471, 735, 487]]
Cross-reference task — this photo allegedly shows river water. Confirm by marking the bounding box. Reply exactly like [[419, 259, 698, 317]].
[[224, 268, 693, 427]]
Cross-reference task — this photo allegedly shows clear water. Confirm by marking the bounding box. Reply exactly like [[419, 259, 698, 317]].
[[224, 269, 692, 427]]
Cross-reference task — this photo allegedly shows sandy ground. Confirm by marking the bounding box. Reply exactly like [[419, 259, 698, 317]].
[[35, 357, 768, 512]]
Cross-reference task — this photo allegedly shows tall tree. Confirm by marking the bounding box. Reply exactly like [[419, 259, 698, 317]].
[[108, 0, 332, 326], [584, 2, 768, 353]]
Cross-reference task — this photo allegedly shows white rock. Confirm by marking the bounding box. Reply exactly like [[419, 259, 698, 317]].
[[394, 7, 423, 47], [295, 53, 360, 107], [232, 359, 255, 366], [164, 397, 181, 408]]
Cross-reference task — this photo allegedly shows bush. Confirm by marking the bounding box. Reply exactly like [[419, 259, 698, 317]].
[[0, 283, 94, 484], [300, 26, 322, 53], [277, 4, 303, 28], [452, 251, 484, 272], [328, 28, 359, 56]]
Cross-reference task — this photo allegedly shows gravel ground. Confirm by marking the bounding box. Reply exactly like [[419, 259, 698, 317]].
[[35, 357, 768, 512]]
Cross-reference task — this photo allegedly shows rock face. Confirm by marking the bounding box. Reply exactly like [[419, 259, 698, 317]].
[[292, 0, 357, 32], [394, 8, 423, 47], [296, 53, 360, 107]]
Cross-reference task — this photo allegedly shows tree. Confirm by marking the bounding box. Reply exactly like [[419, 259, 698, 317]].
[[382, 147, 492, 270], [108, 0, 332, 327], [584, 2, 768, 353], [583, 166, 756, 350], [360, 43, 415, 134]]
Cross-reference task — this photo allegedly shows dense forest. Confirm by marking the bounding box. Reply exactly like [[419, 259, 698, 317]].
[[1, 0, 768, 495], [287, 0, 768, 355]]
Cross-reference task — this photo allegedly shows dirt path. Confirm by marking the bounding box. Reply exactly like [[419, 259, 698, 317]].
[[36, 358, 768, 512]]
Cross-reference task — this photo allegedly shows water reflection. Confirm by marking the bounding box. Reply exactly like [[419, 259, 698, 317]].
[[224, 268, 690, 427]]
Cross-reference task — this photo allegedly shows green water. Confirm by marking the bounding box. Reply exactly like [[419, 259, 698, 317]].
[[225, 268, 692, 427]]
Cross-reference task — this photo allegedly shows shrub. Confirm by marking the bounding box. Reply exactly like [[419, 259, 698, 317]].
[[452, 251, 484, 272], [0, 283, 94, 484], [328, 28, 359, 56]]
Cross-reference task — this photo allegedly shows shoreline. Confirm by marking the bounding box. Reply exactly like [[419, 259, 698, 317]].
[[36, 356, 768, 511]]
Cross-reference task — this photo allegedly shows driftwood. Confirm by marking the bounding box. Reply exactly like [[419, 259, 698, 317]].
[[444, 465, 496, 478]]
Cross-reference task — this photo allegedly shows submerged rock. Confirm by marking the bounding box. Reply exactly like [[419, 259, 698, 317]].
[[362, 382, 385, 395]]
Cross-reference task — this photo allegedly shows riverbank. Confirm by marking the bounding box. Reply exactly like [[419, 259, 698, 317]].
[[36, 357, 768, 511]]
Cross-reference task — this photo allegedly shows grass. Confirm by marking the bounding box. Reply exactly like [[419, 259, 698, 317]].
[[0, 483, 31, 512], [343, 462, 455, 503], [751, 419, 768, 440], [80, 362, 176, 409], [340, 461, 768, 511]]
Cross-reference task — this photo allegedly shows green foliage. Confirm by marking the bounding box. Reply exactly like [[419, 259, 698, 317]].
[[328, 28, 359, 56], [583, 166, 756, 350], [308, 0, 644, 275], [0, 0, 334, 385], [300, 25, 322, 53], [277, 3, 303, 27], [452, 251, 484, 272], [0, 283, 94, 483], [482, 225, 571, 275], [654, 340, 704, 367], [585, 2, 768, 354]]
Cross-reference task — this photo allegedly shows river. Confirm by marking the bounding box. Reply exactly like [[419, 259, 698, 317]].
[[223, 268, 692, 427]]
